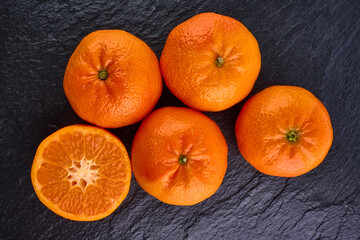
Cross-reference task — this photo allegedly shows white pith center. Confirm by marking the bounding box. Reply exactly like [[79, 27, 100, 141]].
[[67, 158, 100, 190]]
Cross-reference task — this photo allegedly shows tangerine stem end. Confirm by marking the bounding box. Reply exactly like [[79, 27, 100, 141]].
[[98, 70, 108, 80], [215, 56, 224, 67], [286, 130, 299, 143], [179, 155, 188, 165]]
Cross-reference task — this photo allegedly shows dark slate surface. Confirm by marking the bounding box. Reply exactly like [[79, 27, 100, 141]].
[[1, 0, 359, 239]]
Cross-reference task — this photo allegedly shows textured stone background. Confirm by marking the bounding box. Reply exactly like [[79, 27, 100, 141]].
[[1, 0, 359, 239]]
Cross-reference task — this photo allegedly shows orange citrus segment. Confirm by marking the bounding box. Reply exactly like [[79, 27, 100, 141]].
[[95, 141, 125, 165], [43, 141, 72, 167], [59, 187, 84, 215], [83, 185, 113, 217], [98, 161, 127, 179], [41, 181, 70, 204], [37, 163, 68, 185], [96, 178, 125, 200], [31, 125, 131, 221], [59, 132, 84, 161], [83, 134, 106, 160]]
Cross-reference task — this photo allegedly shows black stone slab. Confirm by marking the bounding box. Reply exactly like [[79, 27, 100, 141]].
[[1, 0, 359, 239]]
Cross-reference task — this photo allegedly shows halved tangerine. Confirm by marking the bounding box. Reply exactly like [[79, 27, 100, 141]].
[[31, 125, 131, 221]]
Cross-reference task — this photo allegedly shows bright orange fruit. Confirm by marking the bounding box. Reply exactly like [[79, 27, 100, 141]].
[[160, 12, 261, 112], [131, 107, 228, 205], [235, 86, 333, 177], [63, 30, 162, 128], [31, 125, 131, 221]]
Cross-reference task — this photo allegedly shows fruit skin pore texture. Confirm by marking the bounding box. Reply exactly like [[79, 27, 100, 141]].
[[160, 12, 261, 112], [235, 86, 333, 177], [31, 125, 132, 221], [63, 30, 162, 128], [131, 107, 228, 206]]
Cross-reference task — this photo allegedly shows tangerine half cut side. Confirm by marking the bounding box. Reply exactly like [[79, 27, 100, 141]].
[[31, 125, 131, 221]]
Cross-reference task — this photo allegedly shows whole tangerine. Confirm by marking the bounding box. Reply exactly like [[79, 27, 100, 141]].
[[64, 30, 162, 128], [235, 86, 333, 177], [131, 107, 228, 205], [160, 12, 261, 112]]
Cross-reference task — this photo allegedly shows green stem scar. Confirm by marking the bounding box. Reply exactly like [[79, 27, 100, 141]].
[[215, 56, 224, 67], [98, 70, 108, 80], [179, 155, 188, 165], [286, 130, 299, 143]]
